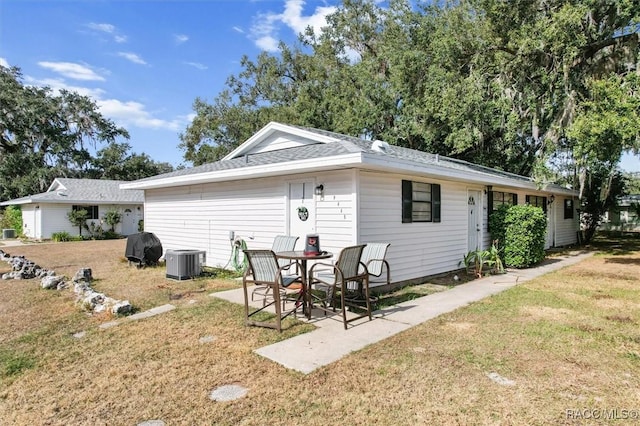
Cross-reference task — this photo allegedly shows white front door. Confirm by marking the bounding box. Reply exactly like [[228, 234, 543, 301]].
[[288, 181, 316, 243], [546, 200, 555, 248], [122, 208, 137, 235], [468, 190, 481, 251]]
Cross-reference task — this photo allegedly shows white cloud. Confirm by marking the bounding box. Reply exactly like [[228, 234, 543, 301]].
[[232, 26, 244, 34], [249, 0, 336, 52], [98, 99, 185, 131], [87, 22, 115, 33], [38, 61, 105, 81], [175, 34, 189, 44], [256, 36, 280, 52], [86, 22, 127, 43], [184, 62, 208, 70], [0, 57, 9, 68], [117, 52, 148, 65], [25, 76, 106, 99], [26, 71, 185, 133], [281, 0, 336, 35]]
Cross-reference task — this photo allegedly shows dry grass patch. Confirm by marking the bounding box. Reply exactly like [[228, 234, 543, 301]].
[[1, 235, 639, 424]]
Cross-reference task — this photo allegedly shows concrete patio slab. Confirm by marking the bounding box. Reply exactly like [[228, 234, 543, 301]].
[[210, 251, 593, 374]]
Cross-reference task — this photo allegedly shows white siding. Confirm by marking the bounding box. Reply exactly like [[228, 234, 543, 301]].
[[19, 203, 145, 239], [486, 188, 578, 249], [554, 196, 579, 246], [21, 206, 37, 238], [144, 179, 291, 268], [314, 170, 357, 253], [358, 171, 470, 283], [143, 172, 359, 268], [41, 204, 77, 238]]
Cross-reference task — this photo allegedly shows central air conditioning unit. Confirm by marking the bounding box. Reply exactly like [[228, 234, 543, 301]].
[[165, 249, 206, 280]]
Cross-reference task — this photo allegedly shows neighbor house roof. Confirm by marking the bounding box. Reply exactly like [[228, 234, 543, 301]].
[[0, 178, 144, 206], [121, 122, 577, 196]]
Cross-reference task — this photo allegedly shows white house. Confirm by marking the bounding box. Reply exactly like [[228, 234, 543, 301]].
[[1, 178, 144, 239], [121, 122, 579, 286]]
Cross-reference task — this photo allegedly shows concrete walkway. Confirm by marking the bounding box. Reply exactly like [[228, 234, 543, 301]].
[[214, 251, 593, 374]]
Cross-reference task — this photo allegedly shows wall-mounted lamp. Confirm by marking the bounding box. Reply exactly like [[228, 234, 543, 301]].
[[315, 184, 324, 196], [548, 194, 555, 204], [35, 205, 40, 209]]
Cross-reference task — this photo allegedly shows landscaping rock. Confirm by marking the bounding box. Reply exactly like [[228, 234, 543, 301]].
[[112, 300, 133, 315], [209, 384, 248, 402], [41, 275, 66, 290], [73, 268, 93, 283]]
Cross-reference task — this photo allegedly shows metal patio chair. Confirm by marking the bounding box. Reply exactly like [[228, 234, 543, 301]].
[[242, 249, 302, 332], [251, 235, 299, 305], [359, 243, 391, 306], [308, 244, 372, 329]]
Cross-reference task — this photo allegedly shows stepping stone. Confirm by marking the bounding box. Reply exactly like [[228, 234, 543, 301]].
[[72, 331, 86, 339], [137, 421, 165, 426], [209, 384, 248, 402], [199, 335, 216, 344], [487, 372, 516, 386]]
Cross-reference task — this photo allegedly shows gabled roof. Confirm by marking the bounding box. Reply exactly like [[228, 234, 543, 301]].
[[0, 178, 144, 206], [121, 122, 576, 195]]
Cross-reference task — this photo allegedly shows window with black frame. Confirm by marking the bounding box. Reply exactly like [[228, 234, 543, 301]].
[[72, 205, 99, 220], [489, 191, 518, 212], [525, 195, 547, 214], [564, 199, 574, 219], [402, 180, 441, 223]]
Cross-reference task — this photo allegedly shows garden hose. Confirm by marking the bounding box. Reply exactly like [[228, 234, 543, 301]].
[[230, 238, 248, 273]]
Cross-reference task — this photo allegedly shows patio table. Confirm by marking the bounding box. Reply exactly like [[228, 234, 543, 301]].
[[276, 250, 332, 319]]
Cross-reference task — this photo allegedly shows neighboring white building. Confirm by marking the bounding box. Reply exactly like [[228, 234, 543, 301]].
[[601, 194, 640, 232], [122, 122, 579, 286], [1, 178, 144, 239]]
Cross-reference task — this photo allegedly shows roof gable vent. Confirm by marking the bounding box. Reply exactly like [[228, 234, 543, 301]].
[[371, 140, 390, 153]]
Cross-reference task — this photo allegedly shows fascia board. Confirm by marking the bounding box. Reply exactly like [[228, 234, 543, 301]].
[[120, 153, 366, 190], [0, 198, 34, 206]]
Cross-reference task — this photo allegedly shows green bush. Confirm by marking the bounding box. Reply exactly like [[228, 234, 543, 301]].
[[52, 231, 73, 242], [103, 209, 122, 232], [503, 205, 547, 268], [0, 206, 23, 236], [103, 230, 121, 240], [488, 204, 509, 255]]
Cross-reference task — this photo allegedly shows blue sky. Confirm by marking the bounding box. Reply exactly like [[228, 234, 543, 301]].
[[0, 0, 340, 167], [1, 0, 638, 172]]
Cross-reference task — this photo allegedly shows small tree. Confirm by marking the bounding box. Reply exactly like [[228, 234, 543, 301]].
[[67, 208, 89, 237], [0, 205, 22, 236], [103, 209, 122, 232]]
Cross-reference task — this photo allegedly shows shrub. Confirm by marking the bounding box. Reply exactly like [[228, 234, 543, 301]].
[[503, 205, 547, 268], [52, 231, 73, 242], [103, 230, 120, 240], [67, 209, 89, 237], [488, 204, 509, 255], [103, 209, 122, 232]]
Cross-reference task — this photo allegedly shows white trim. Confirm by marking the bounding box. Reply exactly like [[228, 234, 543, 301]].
[[121, 153, 365, 190], [222, 122, 339, 160]]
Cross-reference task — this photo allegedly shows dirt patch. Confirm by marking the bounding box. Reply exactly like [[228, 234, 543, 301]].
[[444, 321, 477, 332], [520, 305, 576, 321], [606, 315, 636, 324]]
